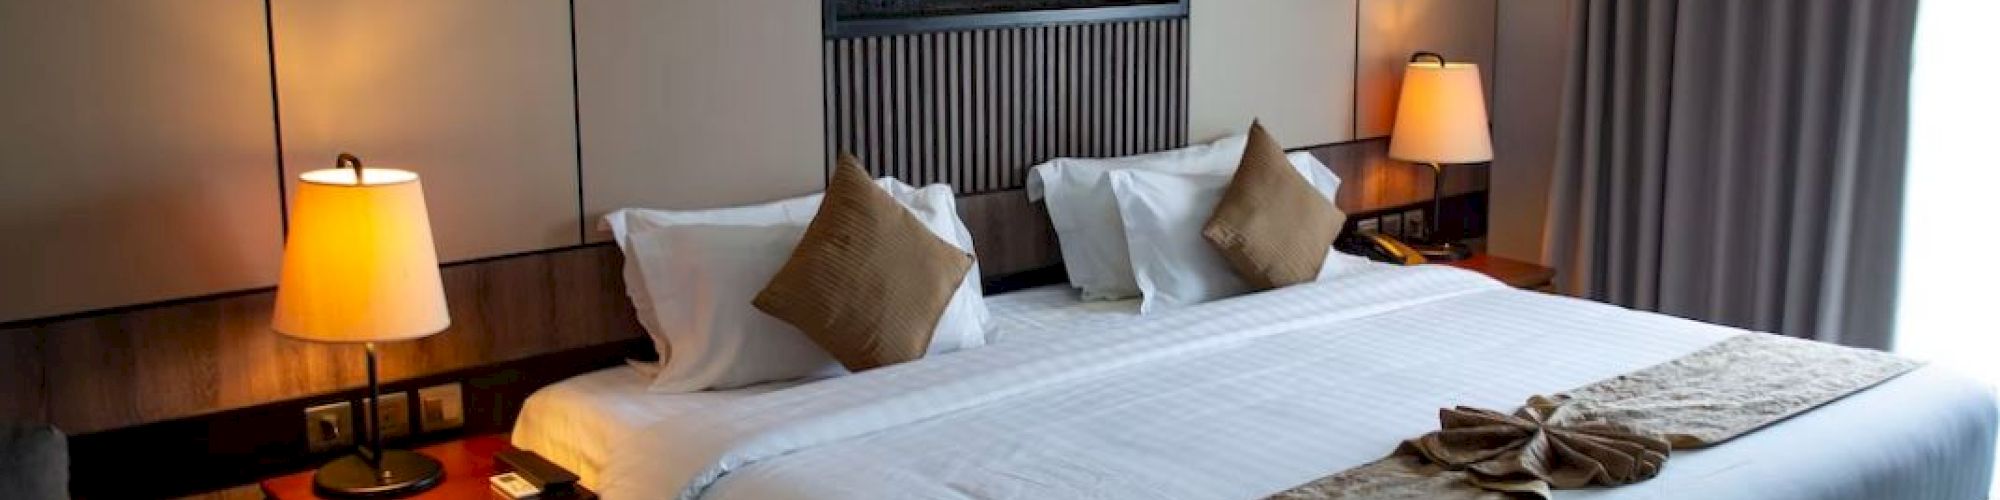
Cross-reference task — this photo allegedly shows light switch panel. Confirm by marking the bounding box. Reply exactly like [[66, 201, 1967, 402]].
[[361, 392, 412, 441], [418, 382, 465, 432]]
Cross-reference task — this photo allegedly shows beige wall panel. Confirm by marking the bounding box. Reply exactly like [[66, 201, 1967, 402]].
[[1356, 0, 1497, 139], [0, 1, 283, 322], [1489, 0, 1572, 263], [1190, 0, 1357, 148], [575, 0, 825, 240], [273, 1, 580, 262]]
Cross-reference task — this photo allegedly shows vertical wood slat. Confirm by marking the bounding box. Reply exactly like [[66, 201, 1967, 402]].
[[825, 18, 1188, 195]]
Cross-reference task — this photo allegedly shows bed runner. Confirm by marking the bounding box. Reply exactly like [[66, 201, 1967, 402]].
[[1269, 333, 1921, 499]]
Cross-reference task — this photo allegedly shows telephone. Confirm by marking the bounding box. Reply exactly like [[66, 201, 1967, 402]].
[[1338, 230, 1427, 265]]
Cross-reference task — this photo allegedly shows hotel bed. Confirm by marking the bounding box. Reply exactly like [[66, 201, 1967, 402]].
[[513, 263, 1996, 499]]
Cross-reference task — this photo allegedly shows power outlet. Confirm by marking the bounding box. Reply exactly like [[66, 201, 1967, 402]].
[[1402, 209, 1427, 240], [418, 383, 465, 432], [304, 401, 355, 453], [1356, 218, 1381, 235], [361, 393, 412, 442]]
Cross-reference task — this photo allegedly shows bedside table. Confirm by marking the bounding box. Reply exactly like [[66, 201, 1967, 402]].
[[261, 434, 592, 499], [1445, 253, 1557, 291]]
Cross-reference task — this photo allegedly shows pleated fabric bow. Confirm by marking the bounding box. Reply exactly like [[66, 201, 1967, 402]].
[[1397, 395, 1672, 496]]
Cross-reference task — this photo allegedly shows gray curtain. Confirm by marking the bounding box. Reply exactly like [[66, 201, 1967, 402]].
[[1542, 0, 1919, 349]]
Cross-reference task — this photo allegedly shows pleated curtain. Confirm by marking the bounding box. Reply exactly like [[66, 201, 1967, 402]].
[[1542, 0, 1919, 349]]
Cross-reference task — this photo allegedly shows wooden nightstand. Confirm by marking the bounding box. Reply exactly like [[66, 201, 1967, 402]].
[[261, 434, 592, 499], [1445, 253, 1557, 291]]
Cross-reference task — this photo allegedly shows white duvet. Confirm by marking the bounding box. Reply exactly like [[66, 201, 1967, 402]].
[[592, 264, 1997, 500]]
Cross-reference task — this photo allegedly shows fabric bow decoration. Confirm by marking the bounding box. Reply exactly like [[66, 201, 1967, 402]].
[[1397, 395, 1671, 495]]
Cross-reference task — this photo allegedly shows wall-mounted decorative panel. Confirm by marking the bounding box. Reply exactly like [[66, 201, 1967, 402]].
[[1356, 0, 1498, 139], [0, 0, 284, 323], [826, 19, 1189, 194], [576, 0, 826, 241], [1189, 0, 1357, 148], [273, 0, 581, 261]]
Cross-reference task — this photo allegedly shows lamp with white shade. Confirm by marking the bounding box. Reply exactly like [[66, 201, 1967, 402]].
[[1388, 51, 1494, 261], [272, 153, 449, 496]]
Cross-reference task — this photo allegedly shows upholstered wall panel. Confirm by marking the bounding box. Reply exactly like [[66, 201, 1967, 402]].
[[826, 19, 1189, 194], [575, 0, 825, 240], [272, 0, 582, 261], [1188, 0, 1357, 148], [1356, 0, 1498, 139], [0, 0, 284, 323], [1489, 0, 1572, 262]]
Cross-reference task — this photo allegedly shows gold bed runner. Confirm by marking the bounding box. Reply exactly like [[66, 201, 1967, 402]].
[[1270, 334, 1922, 499]]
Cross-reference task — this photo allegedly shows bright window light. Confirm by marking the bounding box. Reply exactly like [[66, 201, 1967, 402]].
[[1896, 0, 2000, 492]]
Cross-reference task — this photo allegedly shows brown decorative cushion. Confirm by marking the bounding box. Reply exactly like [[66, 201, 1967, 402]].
[[753, 154, 973, 372], [1202, 121, 1346, 289]]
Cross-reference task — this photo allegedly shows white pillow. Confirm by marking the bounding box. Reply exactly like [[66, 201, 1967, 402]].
[[606, 180, 994, 392], [602, 178, 908, 370], [1107, 169, 1353, 313], [626, 223, 839, 391], [1027, 139, 1341, 301]]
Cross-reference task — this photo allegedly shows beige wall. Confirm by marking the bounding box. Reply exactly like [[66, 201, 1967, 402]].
[[1489, 0, 1573, 263], [1189, 0, 1358, 147], [0, 0, 284, 322], [272, 0, 582, 262], [1356, 0, 1497, 139], [0, 0, 1541, 323], [574, 0, 825, 240], [0, 0, 826, 323]]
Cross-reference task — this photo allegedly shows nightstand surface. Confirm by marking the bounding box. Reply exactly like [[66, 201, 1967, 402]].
[[261, 434, 591, 499], [1445, 253, 1557, 290]]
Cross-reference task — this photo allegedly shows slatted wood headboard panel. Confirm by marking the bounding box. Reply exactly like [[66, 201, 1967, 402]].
[[824, 18, 1189, 194]]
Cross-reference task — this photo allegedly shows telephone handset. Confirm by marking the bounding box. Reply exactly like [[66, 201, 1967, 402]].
[[1338, 230, 1427, 265]]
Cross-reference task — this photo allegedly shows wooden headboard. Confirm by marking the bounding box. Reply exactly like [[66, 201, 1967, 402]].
[[829, 15, 1187, 283], [830, 14, 1491, 285]]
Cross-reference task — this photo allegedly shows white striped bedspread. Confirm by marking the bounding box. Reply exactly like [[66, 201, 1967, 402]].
[[595, 264, 1997, 500]]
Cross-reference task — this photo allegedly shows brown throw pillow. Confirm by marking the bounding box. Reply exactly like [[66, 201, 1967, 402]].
[[1202, 121, 1346, 289], [753, 154, 972, 372]]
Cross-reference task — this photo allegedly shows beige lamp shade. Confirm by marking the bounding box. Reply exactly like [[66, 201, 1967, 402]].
[[273, 167, 449, 343], [1388, 61, 1494, 164]]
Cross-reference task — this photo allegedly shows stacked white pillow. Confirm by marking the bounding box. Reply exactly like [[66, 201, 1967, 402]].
[[1107, 169, 1374, 313], [1026, 134, 1344, 301], [604, 179, 994, 392]]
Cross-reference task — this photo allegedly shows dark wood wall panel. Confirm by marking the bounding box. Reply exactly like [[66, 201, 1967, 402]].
[[826, 18, 1188, 194], [1312, 138, 1490, 213], [0, 245, 642, 435]]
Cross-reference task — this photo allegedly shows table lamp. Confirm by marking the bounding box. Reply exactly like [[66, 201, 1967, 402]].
[[273, 153, 449, 496], [1388, 51, 1493, 261]]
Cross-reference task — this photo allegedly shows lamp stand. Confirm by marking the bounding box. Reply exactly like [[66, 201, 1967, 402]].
[[312, 342, 443, 497], [1414, 162, 1471, 262]]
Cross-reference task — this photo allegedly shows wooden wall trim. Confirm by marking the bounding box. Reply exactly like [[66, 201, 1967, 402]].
[[0, 244, 643, 435]]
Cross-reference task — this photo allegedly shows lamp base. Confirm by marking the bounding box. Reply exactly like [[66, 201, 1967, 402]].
[[1414, 242, 1472, 262], [312, 449, 444, 497]]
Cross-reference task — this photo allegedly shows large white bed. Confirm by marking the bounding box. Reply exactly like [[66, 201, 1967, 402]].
[[515, 263, 1996, 499]]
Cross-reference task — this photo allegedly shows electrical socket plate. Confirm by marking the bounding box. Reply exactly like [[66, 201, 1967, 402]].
[[1356, 218, 1381, 235], [418, 382, 465, 432], [1403, 209, 1427, 240], [304, 401, 355, 453], [361, 392, 412, 442]]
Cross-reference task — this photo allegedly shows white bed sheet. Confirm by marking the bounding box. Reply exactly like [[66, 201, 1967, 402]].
[[581, 264, 1994, 500], [511, 369, 805, 489], [512, 284, 1136, 490]]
